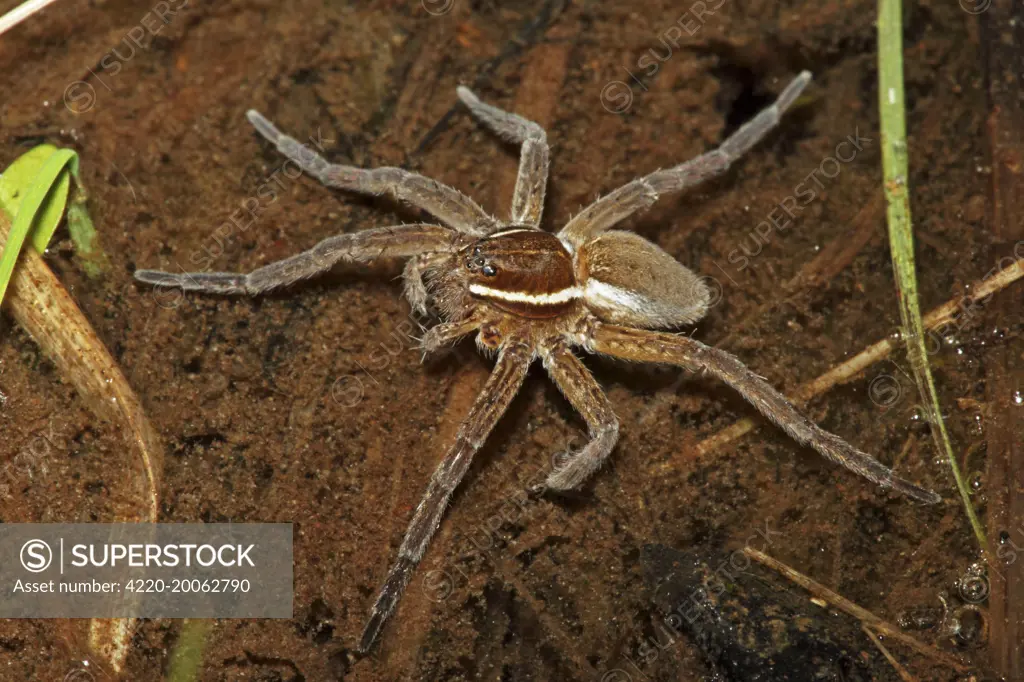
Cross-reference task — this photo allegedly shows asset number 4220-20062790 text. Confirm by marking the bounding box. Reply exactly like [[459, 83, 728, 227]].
[[124, 578, 252, 593]]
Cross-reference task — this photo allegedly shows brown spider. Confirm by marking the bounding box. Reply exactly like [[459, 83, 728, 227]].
[[135, 70, 940, 652]]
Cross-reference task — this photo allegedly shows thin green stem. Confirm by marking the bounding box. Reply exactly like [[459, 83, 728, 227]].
[[166, 619, 214, 682], [877, 0, 987, 551]]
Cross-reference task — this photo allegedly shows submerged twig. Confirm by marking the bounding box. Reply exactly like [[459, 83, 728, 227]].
[[877, 0, 986, 550], [743, 547, 971, 673], [978, 1, 1024, 674], [863, 624, 919, 682], [0, 210, 163, 674]]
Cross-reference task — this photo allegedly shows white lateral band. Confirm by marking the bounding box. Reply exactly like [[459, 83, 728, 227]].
[[469, 283, 582, 305], [488, 228, 535, 238], [584, 279, 647, 309]]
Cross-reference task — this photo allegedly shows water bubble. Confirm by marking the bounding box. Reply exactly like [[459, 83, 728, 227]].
[[950, 606, 988, 649], [958, 572, 988, 604]]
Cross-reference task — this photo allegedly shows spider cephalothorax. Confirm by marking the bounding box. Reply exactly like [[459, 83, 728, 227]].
[[135, 71, 940, 653], [460, 229, 578, 318]]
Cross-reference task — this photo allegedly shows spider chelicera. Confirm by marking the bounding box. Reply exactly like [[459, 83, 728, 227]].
[[135, 70, 940, 652]]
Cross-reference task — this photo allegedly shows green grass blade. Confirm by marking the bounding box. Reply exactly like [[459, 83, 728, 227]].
[[0, 145, 67, 248], [0, 145, 109, 308], [877, 0, 987, 550], [0, 146, 77, 306]]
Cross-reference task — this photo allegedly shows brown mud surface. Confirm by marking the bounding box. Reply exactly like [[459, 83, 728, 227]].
[[0, 0, 1020, 680]]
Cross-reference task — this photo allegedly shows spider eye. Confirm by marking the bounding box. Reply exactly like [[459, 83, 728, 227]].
[[482, 264, 497, 277]]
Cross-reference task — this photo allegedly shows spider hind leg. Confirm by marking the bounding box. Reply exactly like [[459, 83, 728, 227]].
[[359, 342, 532, 652], [585, 323, 941, 504]]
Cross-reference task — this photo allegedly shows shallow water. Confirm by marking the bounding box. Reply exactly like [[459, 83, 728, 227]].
[[0, 0, 1020, 679]]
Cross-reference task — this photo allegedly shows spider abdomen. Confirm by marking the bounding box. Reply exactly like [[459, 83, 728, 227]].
[[463, 229, 580, 318], [577, 230, 709, 329]]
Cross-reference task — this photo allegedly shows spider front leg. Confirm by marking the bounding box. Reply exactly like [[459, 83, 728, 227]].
[[585, 323, 941, 504], [559, 71, 811, 246], [457, 87, 550, 228], [359, 341, 532, 652], [247, 110, 498, 234], [135, 223, 455, 295], [539, 341, 619, 491]]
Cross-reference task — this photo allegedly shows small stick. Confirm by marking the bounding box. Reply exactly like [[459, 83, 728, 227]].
[[743, 547, 972, 673], [863, 624, 919, 682]]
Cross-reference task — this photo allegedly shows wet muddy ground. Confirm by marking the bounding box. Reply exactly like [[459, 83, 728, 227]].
[[0, 0, 1020, 679]]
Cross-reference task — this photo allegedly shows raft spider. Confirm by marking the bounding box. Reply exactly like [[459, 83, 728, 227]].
[[135, 70, 940, 652]]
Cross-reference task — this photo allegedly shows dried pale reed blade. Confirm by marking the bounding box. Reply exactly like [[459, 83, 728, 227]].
[[0, 211, 163, 674], [0, 0, 64, 38]]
